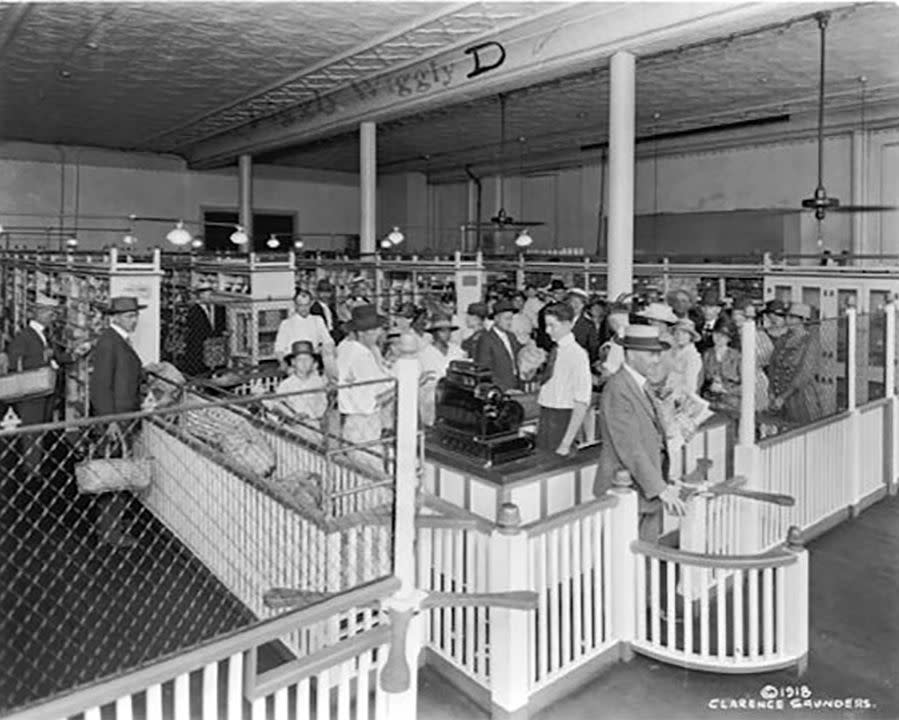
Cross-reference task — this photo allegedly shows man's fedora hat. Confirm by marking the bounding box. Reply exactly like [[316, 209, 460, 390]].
[[492, 299, 516, 316], [466, 302, 488, 319], [104, 296, 147, 314], [426, 316, 459, 333], [284, 340, 315, 362], [546, 279, 567, 292], [349, 304, 384, 332], [614, 324, 671, 352], [700, 288, 724, 307], [763, 298, 788, 316], [315, 278, 334, 292]]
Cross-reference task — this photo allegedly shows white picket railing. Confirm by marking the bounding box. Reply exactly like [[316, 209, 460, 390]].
[[524, 497, 619, 691], [630, 540, 808, 674], [2, 578, 399, 720], [416, 500, 493, 690]]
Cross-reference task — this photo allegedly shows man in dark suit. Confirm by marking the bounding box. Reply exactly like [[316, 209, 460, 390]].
[[475, 299, 521, 392], [180, 283, 216, 377], [6, 293, 60, 477], [89, 296, 147, 548], [310, 279, 344, 344], [7, 293, 59, 427], [594, 325, 686, 541], [567, 288, 601, 365], [696, 288, 724, 354]]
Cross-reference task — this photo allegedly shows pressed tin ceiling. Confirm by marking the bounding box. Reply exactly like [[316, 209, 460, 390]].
[[262, 2, 899, 178], [1, 2, 898, 179]]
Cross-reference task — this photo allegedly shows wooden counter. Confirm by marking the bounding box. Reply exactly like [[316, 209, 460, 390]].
[[422, 415, 733, 526]]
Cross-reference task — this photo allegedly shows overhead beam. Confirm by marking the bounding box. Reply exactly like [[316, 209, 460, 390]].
[[187, 2, 820, 169]]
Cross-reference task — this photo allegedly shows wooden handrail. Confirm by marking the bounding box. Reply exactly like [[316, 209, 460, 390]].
[[758, 410, 851, 448], [522, 494, 618, 537], [630, 540, 798, 570], [421, 494, 497, 534], [2, 576, 400, 720]]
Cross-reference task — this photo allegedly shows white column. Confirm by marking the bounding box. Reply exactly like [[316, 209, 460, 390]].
[[739, 313, 757, 446], [847, 306, 862, 512], [238, 154, 253, 253], [360, 121, 377, 255], [887, 300, 898, 495], [607, 51, 636, 299]]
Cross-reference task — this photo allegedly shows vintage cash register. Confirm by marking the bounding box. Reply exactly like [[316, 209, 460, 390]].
[[432, 360, 534, 467]]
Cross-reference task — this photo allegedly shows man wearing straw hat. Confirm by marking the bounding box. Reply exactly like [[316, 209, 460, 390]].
[[89, 296, 148, 549], [418, 315, 465, 426], [594, 325, 686, 541], [337, 304, 394, 471]]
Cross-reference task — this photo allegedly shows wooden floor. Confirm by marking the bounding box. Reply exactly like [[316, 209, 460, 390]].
[[420, 494, 899, 720]]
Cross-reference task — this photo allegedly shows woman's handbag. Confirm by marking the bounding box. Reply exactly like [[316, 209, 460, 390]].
[[76, 424, 154, 494]]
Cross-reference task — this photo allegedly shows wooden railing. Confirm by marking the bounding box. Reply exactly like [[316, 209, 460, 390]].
[[630, 538, 808, 674], [2, 577, 399, 720]]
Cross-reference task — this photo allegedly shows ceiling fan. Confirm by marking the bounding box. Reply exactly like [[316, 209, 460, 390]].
[[465, 94, 545, 231], [800, 12, 897, 219]]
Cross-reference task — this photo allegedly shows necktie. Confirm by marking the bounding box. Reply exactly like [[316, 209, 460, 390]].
[[644, 387, 665, 436], [540, 346, 558, 386]]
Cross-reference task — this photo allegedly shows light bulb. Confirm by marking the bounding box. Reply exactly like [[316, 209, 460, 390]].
[[123, 234, 137, 245], [293, 238, 304, 250], [191, 237, 204, 249], [166, 220, 192, 247], [266, 234, 280, 249], [388, 226, 404, 246], [65, 236, 79, 248], [515, 230, 533, 248], [381, 238, 393, 250], [229, 225, 249, 246]]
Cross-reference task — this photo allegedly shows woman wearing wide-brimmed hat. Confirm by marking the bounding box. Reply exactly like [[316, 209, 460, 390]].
[[699, 316, 742, 417], [666, 317, 703, 396], [768, 302, 823, 425]]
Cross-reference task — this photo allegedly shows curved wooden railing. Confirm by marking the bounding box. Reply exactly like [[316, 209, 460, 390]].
[[2, 577, 399, 720], [629, 536, 808, 674]]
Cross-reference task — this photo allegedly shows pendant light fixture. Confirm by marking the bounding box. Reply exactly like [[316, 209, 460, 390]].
[[166, 220, 192, 247], [65, 236, 79, 248], [122, 233, 137, 246], [191, 237, 204, 249], [229, 225, 249, 246], [515, 229, 533, 248], [266, 234, 280, 249], [293, 238, 304, 250], [387, 226, 404, 246]]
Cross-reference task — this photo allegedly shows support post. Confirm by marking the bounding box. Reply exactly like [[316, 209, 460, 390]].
[[489, 504, 531, 719], [607, 51, 635, 300], [361, 121, 377, 255], [784, 527, 809, 677], [608, 471, 638, 660], [734, 309, 761, 551], [847, 305, 862, 513], [380, 352, 424, 719], [886, 300, 897, 494], [238, 154, 253, 254]]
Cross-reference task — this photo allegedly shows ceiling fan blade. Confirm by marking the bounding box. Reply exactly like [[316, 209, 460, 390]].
[[830, 205, 899, 213]]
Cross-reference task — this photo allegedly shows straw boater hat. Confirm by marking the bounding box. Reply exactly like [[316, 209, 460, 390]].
[[104, 296, 147, 314], [565, 287, 589, 302], [614, 325, 670, 352], [284, 340, 315, 363], [34, 292, 57, 307], [637, 302, 678, 325]]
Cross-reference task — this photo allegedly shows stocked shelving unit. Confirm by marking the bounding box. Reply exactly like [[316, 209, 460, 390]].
[[0, 248, 162, 419]]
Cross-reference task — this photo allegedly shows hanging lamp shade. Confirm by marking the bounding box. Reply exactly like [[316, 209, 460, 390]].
[[515, 229, 533, 248], [166, 220, 192, 247], [381, 238, 393, 250], [123, 233, 137, 246], [388, 226, 404, 246], [191, 237, 204, 249], [266, 234, 280, 249], [229, 225, 249, 246], [65, 236, 79, 248], [293, 238, 304, 250]]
